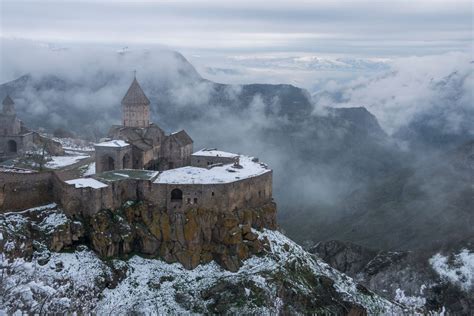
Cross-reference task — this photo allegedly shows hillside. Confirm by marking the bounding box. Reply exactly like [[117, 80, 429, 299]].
[[311, 239, 474, 314], [0, 204, 403, 314]]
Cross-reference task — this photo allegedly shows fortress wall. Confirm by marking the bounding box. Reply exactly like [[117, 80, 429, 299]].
[[0, 168, 272, 217], [56, 180, 114, 218], [55, 169, 83, 181], [0, 171, 55, 212], [227, 171, 273, 211], [149, 171, 273, 212], [58, 178, 157, 217]]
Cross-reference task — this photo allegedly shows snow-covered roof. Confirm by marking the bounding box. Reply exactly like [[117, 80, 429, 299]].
[[154, 155, 270, 184], [192, 149, 239, 158], [65, 178, 108, 189], [94, 140, 130, 148]]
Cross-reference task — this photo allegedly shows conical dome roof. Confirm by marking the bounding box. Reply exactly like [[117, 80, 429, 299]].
[[121, 78, 150, 106], [2, 95, 14, 106]]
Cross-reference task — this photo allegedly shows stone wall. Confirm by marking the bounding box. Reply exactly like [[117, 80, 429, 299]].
[[0, 171, 54, 212], [161, 138, 193, 170], [147, 171, 273, 212], [191, 154, 237, 168]]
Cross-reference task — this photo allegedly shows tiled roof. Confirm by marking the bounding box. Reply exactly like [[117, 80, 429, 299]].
[[170, 130, 193, 146], [2, 95, 14, 105], [121, 78, 150, 106]]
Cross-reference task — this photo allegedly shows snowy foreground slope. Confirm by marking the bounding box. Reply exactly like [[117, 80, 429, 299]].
[[0, 207, 405, 314]]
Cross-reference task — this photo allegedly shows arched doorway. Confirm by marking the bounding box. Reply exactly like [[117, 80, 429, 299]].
[[7, 140, 17, 153], [107, 157, 115, 171], [122, 154, 131, 169], [102, 156, 115, 172], [171, 188, 183, 202]]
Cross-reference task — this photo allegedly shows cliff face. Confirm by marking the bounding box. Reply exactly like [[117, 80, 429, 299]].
[[88, 201, 278, 271], [0, 205, 403, 314], [310, 240, 474, 314]]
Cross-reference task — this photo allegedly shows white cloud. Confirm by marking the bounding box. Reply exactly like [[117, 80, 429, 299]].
[[0, 0, 471, 55]]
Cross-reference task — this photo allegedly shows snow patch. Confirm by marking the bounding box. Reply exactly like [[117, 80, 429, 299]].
[[45, 155, 89, 169], [83, 162, 96, 176], [430, 249, 474, 292], [38, 213, 68, 233], [394, 288, 426, 309], [65, 178, 108, 189], [155, 155, 270, 184], [193, 148, 239, 158], [94, 140, 129, 148]]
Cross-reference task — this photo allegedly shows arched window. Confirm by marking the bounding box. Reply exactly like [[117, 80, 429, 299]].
[[7, 140, 17, 153], [171, 188, 183, 201]]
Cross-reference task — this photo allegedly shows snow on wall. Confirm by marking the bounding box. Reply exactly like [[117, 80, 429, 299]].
[[192, 149, 239, 158], [65, 178, 108, 189], [155, 155, 270, 184]]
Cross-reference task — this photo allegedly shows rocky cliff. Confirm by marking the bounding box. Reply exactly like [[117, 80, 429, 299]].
[[0, 204, 403, 314], [311, 240, 474, 314], [88, 201, 278, 271]]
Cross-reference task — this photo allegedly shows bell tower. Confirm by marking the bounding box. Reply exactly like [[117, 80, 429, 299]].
[[121, 75, 151, 128], [2, 95, 16, 116]]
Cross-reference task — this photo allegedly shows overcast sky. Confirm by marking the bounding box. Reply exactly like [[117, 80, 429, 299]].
[[1, 0, 472, 57]]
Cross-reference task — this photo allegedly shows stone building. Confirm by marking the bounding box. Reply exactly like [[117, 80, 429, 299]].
[[122, 77, 151, 128], [95, 77, 193, 173], [0, 95, 64, 161], [0, 95, 37, 159]]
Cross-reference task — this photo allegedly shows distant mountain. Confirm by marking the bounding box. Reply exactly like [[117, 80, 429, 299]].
[[313, 60, 474, 151], [394, 71, 474, 150], [1, 49, 471, 254]]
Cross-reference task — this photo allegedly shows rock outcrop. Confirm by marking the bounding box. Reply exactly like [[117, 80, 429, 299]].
[[88, 201, 277, 271], [0, 204, 84, 261], [311, 239, 474, 314]]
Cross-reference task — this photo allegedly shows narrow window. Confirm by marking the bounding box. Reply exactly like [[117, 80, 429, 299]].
[[187, 198, 191, 204], [211, 192, 215, 197], [193, 198, 198, 204]]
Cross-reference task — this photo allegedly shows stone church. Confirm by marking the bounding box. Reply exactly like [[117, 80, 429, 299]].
[[0, 95, 63, 160], [95, 77, 193, 173]]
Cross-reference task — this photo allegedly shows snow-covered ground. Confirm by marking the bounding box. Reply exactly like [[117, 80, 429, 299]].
[[52, 137, 95, 152], [82, 162, 96, 176], [430, 249, 474, 292], [0, 216, 404, 314], [155, 155, 270, 184], [45, 155, 90, 169]]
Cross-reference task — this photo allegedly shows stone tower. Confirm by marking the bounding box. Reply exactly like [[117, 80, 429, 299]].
[[122, 77, 151, 128], [2, 95, 16, 116], [1, 95, 21, 136]]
